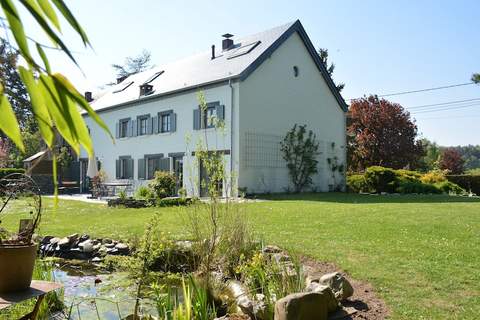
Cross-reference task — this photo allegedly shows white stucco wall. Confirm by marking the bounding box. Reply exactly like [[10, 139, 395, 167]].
[[81, 83, 239, 196], [238, 31, 347, 193]]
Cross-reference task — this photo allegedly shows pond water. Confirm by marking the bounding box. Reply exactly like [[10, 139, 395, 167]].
[[52, 262, 157, 320]]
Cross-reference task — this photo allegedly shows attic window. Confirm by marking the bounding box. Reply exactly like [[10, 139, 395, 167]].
[[227, 41, 261, 59], [113, 81, 134, 93], [144, 71, 164, 84]]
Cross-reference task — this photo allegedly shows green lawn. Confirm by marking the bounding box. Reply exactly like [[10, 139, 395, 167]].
[[2, 193, 480, 319]]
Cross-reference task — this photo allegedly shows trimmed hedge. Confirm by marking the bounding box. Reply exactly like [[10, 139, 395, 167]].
[[346, 174, 369, 193], [446, 175, 480, 195], [0, 168, 25, 180]]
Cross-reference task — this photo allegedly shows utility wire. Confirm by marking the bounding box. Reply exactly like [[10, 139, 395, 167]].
[[410, 102, 480, 114], [406, 97, 480, 110], [347, 82, 476, 100]]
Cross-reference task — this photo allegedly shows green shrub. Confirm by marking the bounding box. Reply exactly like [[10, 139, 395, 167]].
[[364, 166, 397, 193], [156, 197, 196, 207], [347, 174, 369, 193], [446, 175, 480, 195], [434, 181, 465, 195], [135, 185, 154, 200], [421, 170, 447, 184], [396, 181, 441, 194], [148, 171, 176, 199], [0, 168, 25, 179]]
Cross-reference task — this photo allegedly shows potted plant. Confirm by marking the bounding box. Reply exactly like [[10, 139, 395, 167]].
[[0, 173, 42, 293]]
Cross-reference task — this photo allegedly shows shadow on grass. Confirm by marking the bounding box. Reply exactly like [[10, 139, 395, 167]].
[[258, 192, 480, 204]]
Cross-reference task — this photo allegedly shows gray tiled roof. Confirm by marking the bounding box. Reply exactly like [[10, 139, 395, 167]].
[[90, 20, 347, 112]]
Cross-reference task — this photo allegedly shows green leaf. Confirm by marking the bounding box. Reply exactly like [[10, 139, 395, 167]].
[[0, 0, 34, 65], [0, 85, 24, 152], [18, 67, 54, 147], [38, 74, 79, 154], [51, 0, 90, 47], [52, 73, 113, 142], [19, 0, 79, 67], [36, 43, 51, 73], [37, 0, 60, 31]]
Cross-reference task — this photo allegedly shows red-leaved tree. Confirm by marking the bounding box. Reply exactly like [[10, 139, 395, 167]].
[[438, 148, 464, 174], [347, 95, 424, 171]]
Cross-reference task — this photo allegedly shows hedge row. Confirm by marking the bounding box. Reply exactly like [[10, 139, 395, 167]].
[[347, 166, 465, 195], [446, 175, 480, 195], [0, 168, 26, 180]]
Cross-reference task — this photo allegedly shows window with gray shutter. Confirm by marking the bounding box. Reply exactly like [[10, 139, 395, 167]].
[[193, 109, 200, 130], [171, 113, 177, 132], [147, 117, 153, 134], [127, 120, 133, 137], [132, 119, 137, 137], [127, 158, 134, 178], [138, 158, 146, 179], [160, 157, 171, 172], [216, 105, 225, 120], [115, 123, 120, 139], [152, 116, 159, 134], [116, 159, 120, 178]]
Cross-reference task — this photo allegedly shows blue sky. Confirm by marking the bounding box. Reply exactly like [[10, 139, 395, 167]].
[[20, 0, 480, 146]]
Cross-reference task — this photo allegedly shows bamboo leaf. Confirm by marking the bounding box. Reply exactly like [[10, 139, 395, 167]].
[[52, 73, 113, 142], [0, 86, 24, 152], [38, 74, 79, 154], [18, 67, 54, 147], [51, 0, 90, 46], [19, 0, 79, 67], [36, 43, 51, 74], [37, 0, 60, 31], [0, 0, 34, 65]]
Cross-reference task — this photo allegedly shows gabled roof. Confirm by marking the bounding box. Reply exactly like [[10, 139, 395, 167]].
[[91, 20, 347, 112]]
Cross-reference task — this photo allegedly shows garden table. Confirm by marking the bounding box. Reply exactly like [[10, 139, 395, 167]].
[[0, 280, 63, 319], [101, 181, 133, 196]]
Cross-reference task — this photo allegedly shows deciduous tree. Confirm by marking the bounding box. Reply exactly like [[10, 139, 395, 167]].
[[112, 50, 152, 81], [438, 148, 464, 174], [347, 95, 423, 171]]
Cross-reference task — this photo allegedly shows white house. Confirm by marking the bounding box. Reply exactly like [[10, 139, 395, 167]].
[[80, 20, 348, 196]]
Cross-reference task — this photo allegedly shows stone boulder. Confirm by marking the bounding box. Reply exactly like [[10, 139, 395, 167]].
[[305, 282, 339, 312], [318, 272, 354, 301], [274, 292, 329, 320]]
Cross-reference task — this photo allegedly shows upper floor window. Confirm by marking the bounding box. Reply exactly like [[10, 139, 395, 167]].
[[204, 105, 217, 128], [119, 119, 129, 138], [138, 116, 149, 136], [161, 113, 171, 133]]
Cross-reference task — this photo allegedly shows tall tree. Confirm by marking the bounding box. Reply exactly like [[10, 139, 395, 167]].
[[439, 148, 464, 174], [318, 48, 345, 92], [418, 138, 441, 171], [347, 95, 424, 171], [112, 50, 152, 81], [473, 73, 480, 84]]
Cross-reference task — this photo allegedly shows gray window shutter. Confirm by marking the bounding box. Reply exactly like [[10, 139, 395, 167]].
[[160, 157, 171, 172], [147, 117, 153, 135], [127, 158, 134, 179], [127, 120, 133, 137], [216, 105, 225, 120], [152, 116, 158, 134], [138, 158, 146, 179], [132, 119, 137, 137], [115, 122, 120, 139], [115, 159, 120, 179], [171, 112, 177, 132], [193, 109, 200, 130]]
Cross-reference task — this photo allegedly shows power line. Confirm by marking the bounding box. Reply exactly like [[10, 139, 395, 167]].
[[347, 81, 476, 100], [406, 97, 480, 110], [410, 102, 480, 114], [415, 114, 480, 120]]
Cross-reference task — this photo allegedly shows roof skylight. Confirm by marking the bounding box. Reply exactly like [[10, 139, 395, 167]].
[[227, 41, 261, 59], [113, 81, 134, 93], [144, 71, 164, 84]]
